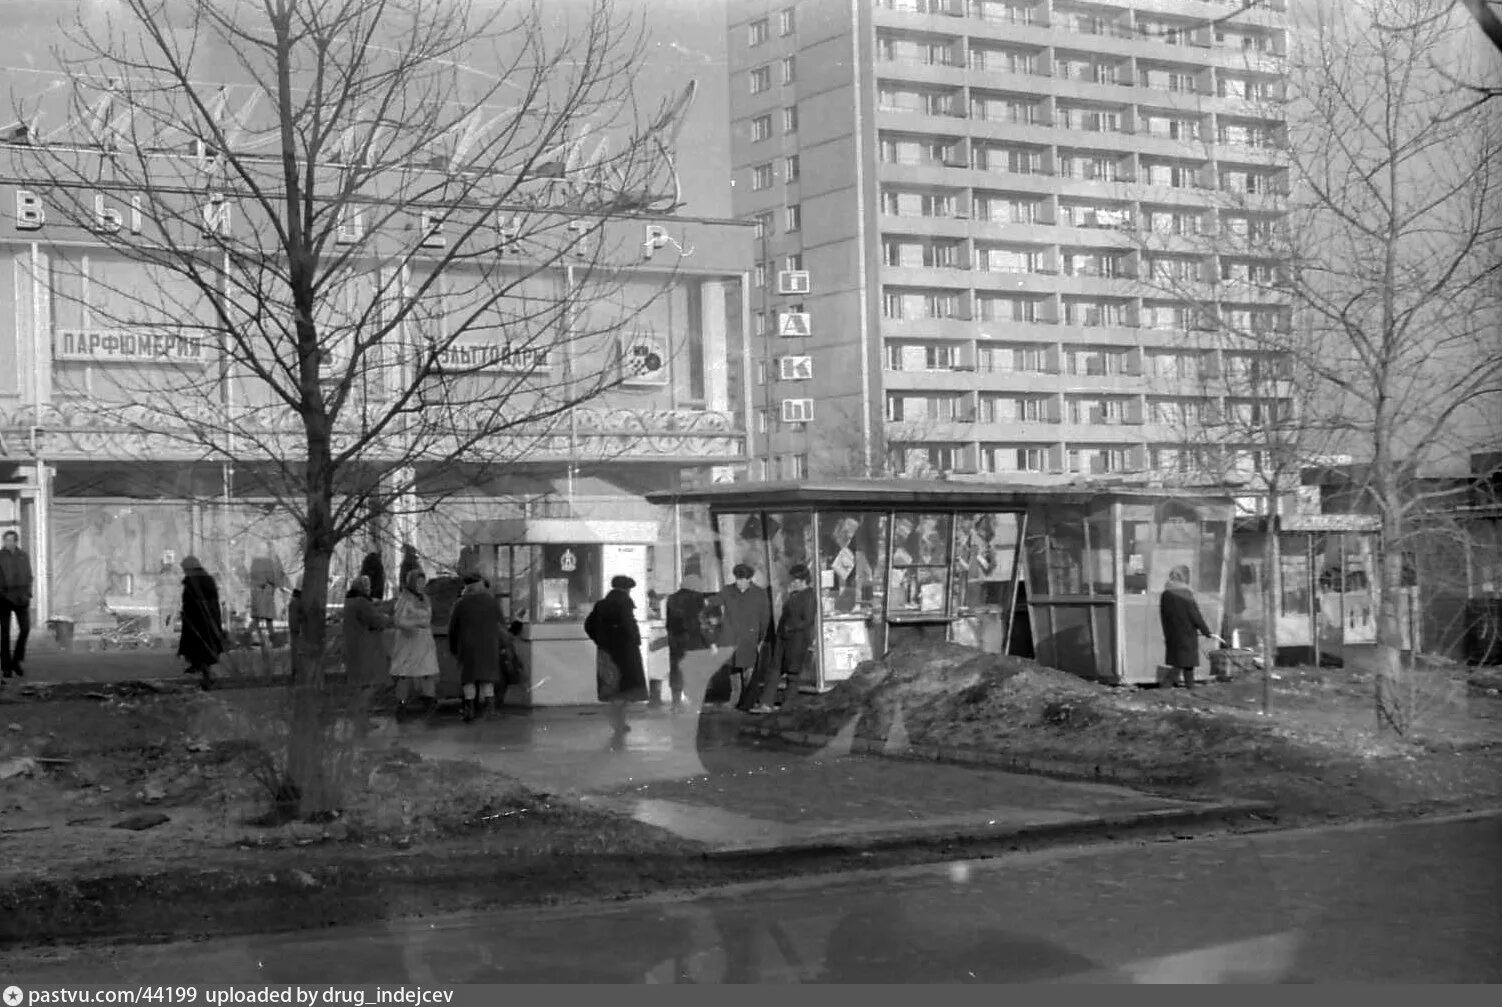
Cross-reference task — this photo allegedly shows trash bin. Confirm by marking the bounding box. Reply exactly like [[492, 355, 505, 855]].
[[46, 617, 76, 652]]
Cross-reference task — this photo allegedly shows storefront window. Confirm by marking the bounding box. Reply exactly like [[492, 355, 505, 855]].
[[51, 501, 197, 630], [889, 512, 952, 617], [816, 511, 887, 682], [1152, 501, 1205, 592]]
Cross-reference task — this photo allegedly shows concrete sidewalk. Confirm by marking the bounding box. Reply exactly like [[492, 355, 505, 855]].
[[390, 705, 1265, 856]]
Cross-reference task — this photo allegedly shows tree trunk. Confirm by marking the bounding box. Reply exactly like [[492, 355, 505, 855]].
[[1261, 506, 1281, 715], [1376, 504, 1408, 733]]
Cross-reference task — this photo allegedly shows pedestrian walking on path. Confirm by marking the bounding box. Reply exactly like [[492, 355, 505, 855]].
[[748, 563, 816, 714], [585, 574, 649, 748], [1160, 565, 1222, 690], [177, 555, 225, 691], [713, 564, 770, 712], [448, 574, 504, 722], [0, 528, 33, 682], [390, 569, 439, 718]]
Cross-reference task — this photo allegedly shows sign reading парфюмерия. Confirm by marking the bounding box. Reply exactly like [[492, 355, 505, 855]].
[[54, 327, 209, 364]]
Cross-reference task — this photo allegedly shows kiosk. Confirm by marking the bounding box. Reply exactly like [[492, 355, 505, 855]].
[[647, 480, 1235, 687], [443, 517, 661, 705]]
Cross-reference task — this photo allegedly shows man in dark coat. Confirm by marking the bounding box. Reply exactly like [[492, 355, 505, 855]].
[[398, 543, 424, 592], [342, 575, 390, 691], [447, 574, 504, 721], [748, 563, 817, 713], [0, 529, 33, 680], [360, 550, 386, 602], [712, 563, 772, 712], [1160, 565, 1222, 689], [177, 555, 225, 691], [585, 575, 649, 747], [664, 573, 712, 712]]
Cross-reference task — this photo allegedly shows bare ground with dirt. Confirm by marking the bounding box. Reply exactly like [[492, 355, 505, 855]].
[[765, 643, 1502, 820]]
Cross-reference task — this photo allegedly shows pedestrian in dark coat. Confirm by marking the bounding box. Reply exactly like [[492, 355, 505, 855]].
[[0, 528, 33, 680], [447, 575, 503, 722], [398, 544, 423, 593], [749, 564, 817, 713], [177, 555, 225, 691], [713, 563, 772, 711], [341, 574, 390, 690], [1160, 565, 1222, 689], [664, 574, 712, 711], [584, 575, 649, 747]]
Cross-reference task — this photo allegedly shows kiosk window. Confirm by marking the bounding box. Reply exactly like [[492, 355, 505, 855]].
[[530, 543, 601, 623], [953, 513, 1021, 611], [817, 512, 886, 617], [717, 512, 770, 586], [889, 512, 952, 616]]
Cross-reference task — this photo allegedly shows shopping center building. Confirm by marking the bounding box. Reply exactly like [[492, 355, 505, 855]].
[[0, 156, 752, 677]]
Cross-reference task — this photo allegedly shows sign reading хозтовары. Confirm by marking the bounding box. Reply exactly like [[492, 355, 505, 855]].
[[53, 327, 209, 365]]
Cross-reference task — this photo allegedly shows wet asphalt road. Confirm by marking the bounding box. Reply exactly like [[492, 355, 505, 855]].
[[6, 811, 1501, 983]]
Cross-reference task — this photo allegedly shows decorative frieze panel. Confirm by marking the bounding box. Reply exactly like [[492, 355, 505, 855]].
[[0, 402, 745, 464]]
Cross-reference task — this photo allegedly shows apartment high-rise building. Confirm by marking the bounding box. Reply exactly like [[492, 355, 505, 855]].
[[727, 0, 1292, 484]]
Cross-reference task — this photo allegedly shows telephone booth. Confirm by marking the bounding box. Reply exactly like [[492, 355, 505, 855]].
[[647, 480, 1236, 688]]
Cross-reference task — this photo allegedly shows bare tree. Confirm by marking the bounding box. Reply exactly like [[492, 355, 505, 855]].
[[5, 0, 700, 811]]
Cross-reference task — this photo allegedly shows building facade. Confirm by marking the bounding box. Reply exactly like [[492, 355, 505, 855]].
[[726, 0, 1292, 483], [0, 165, 751, 647]]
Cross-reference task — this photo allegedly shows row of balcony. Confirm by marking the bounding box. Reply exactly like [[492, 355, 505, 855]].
[[874, 438, 1269, 480], [879, 337, 1292, 381]]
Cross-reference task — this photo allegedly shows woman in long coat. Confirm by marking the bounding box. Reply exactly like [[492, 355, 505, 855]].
[[1159, 565, 1222, 689], [177, 555, 225, 691], [390, 570, 440, 717], [342, 575, 391, 690], [447, 575, 503, 722], [584, 575, 649, 747]]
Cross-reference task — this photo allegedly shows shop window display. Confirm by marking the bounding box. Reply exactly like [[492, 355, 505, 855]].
[[817, 512, 887, 680], [950, 512, 1023, 651], [1025, 504, 1112, 597], [888, 513, 952, 617], [50, 502, 195, 633]]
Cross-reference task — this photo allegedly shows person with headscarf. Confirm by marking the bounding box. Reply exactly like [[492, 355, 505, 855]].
[[447, 573, 504, 722], [342, 574, 391, 691], [398, 543, 424, 593], [663, 573, 713, 712], [584, 575, 649, 747], [359, 550, 387, 602], [177, 555, 225, 691], [390, 569, 440, 718], [1160, 564, 1223, 690]]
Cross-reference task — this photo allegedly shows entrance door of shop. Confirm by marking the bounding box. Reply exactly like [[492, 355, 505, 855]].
[[0, 482, 40, 627]]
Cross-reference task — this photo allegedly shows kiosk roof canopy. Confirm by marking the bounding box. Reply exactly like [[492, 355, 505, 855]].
[[646, 478, 1236, 512]]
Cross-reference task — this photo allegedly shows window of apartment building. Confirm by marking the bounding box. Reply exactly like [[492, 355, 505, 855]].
[[972, 0, 1036, 24], [1058, 154, 1121, 182], [755, 359, 768, 385], [756, 409, 769, 435], [748, 18, 770, 46], [1218, 123, 1277, 148], [1062, 251, 1123, 278], [781, 56, 797, 84], [751, 114, 772, 142], [779, 7, 796, 35], [784, 253, 803, 273], [1141, 302, 1199, 330], [884, 342, 958, 371], [978, 343, 1050, 373], [970, 45, 1039, 75], [753, 308, 767, 334], [775, 453, 808, 480], [980, 394, 1050, 424], [976, 246, 1044, 273], [1066, 346, 1132, 375], [752, 210, 774, 240], [887, 393, 963, 422], [1059, 107, 1123, 133], [784, 205, 802, 233], [1067, 447, 1132, 475], [750, 66, 771, 94], [1064, 300, 1129, 328], [976, 294, 1041, 323], [879, 136, 958, 166], [783, 105, 799, 133], [975, 193, 1040, 224], [1144, 207, 1205, 235], [1067, 397, 1132, 425], [878, 35, 957, 65], [1222, 169, 1277, 195], [785, 155, 800, 182], [1148, 256, 1201, 282], [972, 94, 1041, 124], [1147, 350, 1204, 380], [751, 163, 774, 190], [1151, 398, 1203, 426], [1059, 202, 1132, 229], [1143, 162, 1200, 189], [880, 189, 957, 218]]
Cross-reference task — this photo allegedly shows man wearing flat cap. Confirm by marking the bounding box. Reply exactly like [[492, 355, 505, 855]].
[[710, 563, 771, 711], [585, 574, 649, 746]]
